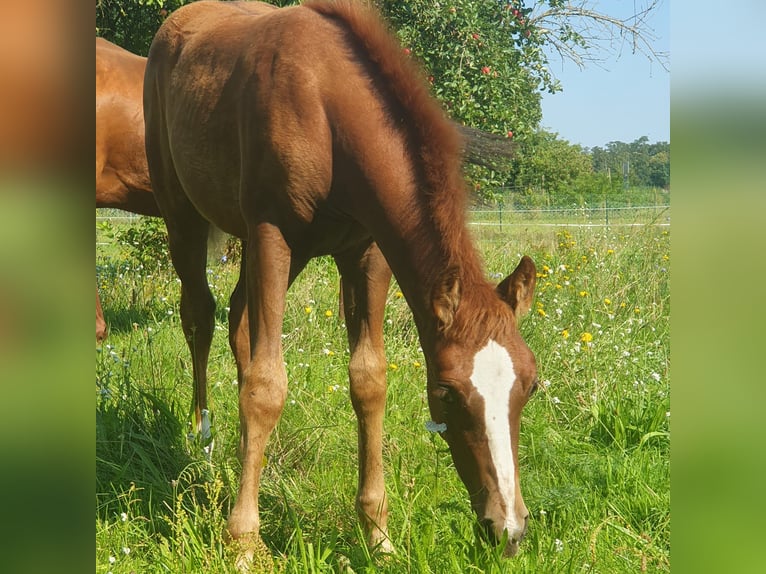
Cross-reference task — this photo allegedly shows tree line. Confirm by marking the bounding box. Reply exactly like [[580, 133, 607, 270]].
[[496, 132, 669, 209]]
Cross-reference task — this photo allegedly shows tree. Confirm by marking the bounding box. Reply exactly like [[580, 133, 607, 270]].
[[529, 0, 668, 72], [505, 129, 594, 206], [380, 0, 553, 139], [590, 137, 669, 189]]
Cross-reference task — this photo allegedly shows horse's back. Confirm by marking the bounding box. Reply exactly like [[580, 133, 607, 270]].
[[96, 38, 157, 215], [145, 1, 356, 236]]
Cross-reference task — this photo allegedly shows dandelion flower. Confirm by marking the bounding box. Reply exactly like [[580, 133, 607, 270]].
[[413, 361, 422, 368], [537, 308, 547, 317], [561, 329, 569, 339], [324, 310, 333, 317], [579, 291, 588, 297], [389, 363, 398, 370], [304, 306, 312, 314], [395, 291, 404, 299], [581, 332, 593, 343], [603, 298, 611, 305]]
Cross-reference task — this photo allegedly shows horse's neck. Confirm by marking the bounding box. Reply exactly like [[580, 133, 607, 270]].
[[367, 188, 486, 344]]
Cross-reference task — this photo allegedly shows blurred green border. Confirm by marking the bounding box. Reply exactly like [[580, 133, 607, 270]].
[[671, 74, 766, 574]]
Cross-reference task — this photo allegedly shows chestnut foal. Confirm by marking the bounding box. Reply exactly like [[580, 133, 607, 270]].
[[144, 0, 538, 561]]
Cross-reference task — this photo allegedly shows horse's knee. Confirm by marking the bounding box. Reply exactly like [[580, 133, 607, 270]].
[[348, 351, 387, 412], [239, 367, 288, 423]]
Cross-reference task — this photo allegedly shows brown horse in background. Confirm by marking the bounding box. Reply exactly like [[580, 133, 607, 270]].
[[145, 0, 538, 562], [96, 38, 160, 342]]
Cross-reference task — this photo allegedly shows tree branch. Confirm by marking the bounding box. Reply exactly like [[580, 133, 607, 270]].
[[529, 1, 669, 72]]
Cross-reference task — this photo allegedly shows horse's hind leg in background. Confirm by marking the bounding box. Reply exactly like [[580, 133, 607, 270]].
[[96, 282, 107, 343], [335, 242, 393, 552], [173, 214, 215, 439], [160, 202, 216, 439]]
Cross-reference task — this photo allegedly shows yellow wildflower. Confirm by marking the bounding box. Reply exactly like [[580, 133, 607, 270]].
[[604, 298, 611, 305], [562, 329, 569, 339], [579, 291, 588, 297], [324, 310, 333, 317], [413, 361, 422, 368], [581, 332, 593, 343], [395, 291, 404, 299], [389, 363, 398, 370], [304, 306, 313, 314]]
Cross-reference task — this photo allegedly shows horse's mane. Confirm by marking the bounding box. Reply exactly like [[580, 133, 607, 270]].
[[305, 2, 487, 269], [305, 1, 464, 194], [305, 1, 511, 339]]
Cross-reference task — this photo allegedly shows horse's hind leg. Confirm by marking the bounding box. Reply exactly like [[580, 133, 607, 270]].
[[334, 241, 393, 552], [96, 282, 107, 343], [162, 205, 216, 438]]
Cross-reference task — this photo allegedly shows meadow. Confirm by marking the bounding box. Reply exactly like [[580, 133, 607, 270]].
[[96, 214, 670, 573]]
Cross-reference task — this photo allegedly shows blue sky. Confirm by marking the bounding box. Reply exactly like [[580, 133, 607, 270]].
[[537, 0, 670, 149]]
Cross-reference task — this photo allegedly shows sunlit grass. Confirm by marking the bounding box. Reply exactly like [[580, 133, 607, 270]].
[[96, 222, 669, 573]]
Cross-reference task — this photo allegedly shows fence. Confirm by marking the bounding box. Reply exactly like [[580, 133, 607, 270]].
[[97, 204, 670, 246], [468, 204, 670, 228]]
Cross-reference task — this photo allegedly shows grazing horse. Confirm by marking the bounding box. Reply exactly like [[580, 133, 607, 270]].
[[144, 0, 539, 560], [96, 38, 161, 342]]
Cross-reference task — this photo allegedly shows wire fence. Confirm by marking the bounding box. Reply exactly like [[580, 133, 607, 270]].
[[97, 204, 670, 247], [467, 204, 670, 228]]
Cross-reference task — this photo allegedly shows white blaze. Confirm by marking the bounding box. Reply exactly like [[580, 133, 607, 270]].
[[470, 339, 518, 532]]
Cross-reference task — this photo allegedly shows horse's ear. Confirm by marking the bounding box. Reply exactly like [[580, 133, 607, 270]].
[[432, 267, 462, 332], [496, 256, 536, 319]]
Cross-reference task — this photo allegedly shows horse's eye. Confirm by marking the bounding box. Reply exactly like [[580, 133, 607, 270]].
[[434, 384, 455, 404]]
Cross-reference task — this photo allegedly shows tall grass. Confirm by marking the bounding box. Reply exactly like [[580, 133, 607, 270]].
[[96, 222, 669, 573]]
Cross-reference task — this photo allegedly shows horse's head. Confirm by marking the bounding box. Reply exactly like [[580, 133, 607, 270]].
[[427, 255, 538, 556]]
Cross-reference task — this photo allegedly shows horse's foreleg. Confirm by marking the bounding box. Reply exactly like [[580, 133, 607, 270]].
[[336, 242, 393, 552], [227, 223, 293, 554]]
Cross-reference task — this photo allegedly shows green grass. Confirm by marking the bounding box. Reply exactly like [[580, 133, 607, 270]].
[[96, 221, 669, 573]]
